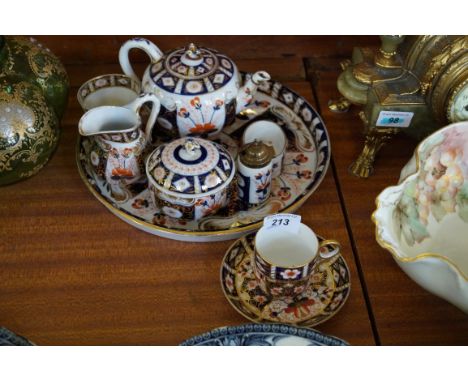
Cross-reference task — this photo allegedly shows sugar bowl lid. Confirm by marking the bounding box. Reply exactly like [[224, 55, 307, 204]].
[[149, 43, 236, 96], [146, 137, 235, 197]]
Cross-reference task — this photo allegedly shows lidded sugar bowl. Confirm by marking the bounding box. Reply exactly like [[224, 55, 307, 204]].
[[146, 137, 235, 221], [119, 38, 271, 137]]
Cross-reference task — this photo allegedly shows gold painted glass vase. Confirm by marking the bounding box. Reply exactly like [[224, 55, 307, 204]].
[[0, 36, 69, 185]]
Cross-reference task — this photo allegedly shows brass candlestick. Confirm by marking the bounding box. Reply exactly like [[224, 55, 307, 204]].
[[329, 35, 406, 114], [330, 35, 468, 178]]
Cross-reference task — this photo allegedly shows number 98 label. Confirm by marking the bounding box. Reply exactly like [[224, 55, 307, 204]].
[[376, 111, 414, 128]]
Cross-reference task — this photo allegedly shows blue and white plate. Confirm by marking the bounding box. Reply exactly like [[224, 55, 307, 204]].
[[0, 327, 33, 346], [180, 323, 348, 346]]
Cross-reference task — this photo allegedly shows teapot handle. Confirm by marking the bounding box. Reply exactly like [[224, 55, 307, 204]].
[[125, 93, 161, 142], [119, 38, 163, 83]]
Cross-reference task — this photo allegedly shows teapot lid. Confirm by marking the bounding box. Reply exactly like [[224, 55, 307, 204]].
[[147, 137, 235, 197], [149, 43, 236, 96]]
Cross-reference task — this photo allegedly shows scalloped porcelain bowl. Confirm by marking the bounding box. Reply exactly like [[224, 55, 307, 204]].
[[373, 122, 468, 313]]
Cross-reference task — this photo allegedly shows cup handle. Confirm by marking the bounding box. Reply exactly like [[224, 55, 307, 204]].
[[317, 239, 341, 262], [119, 38, 163, 84], [125, 93, 161, 142]]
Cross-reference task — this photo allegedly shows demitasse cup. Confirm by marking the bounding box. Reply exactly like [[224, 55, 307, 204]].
[[242, 120, 287, 178], [253, 223, 341, 298], [77, 73, 141, 111]]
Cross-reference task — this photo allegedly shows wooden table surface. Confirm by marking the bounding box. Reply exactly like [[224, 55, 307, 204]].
[[1, 36, 467, 345]]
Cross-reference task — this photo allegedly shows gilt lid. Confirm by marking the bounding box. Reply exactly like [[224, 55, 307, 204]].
[[239, 140, 275, 168], [146, 137, 235, 197], [149, 43, 236, 96]]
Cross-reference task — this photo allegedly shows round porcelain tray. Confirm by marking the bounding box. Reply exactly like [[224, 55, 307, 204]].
[[76, 79, 331, 242]]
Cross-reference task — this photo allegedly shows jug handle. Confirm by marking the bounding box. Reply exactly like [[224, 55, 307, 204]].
[[125, 93, 161, 142], [119, 38, 163, 83]]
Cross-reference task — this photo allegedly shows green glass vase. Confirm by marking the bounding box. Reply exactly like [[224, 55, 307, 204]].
[[0, 36, 69, 185]]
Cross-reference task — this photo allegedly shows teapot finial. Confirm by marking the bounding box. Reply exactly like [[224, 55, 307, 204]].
[[188, 43, 198, 54], [184, 42, 202, 65]]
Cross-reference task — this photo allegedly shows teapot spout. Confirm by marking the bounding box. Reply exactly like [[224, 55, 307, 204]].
[[236, 71, 271, 114]]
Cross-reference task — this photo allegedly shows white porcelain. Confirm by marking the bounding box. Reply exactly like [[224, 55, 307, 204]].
[[373, 121, 468, 313], [119, 37, 271, 137], [78, 93, 161, 200], [146, 136, 235, 221], [77, 73, 141, 111], [253, 221, 341, 297], [255, 222, 339, 267], [243, 121, 287, 178]]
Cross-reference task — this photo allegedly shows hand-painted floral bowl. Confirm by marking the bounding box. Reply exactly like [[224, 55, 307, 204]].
[[373, 121, 468, 313]]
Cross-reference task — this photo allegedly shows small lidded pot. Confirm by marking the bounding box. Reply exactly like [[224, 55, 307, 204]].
[[146, 137, 235, 221], [237, 140, 275, 208], [242, 120, 287, 178]]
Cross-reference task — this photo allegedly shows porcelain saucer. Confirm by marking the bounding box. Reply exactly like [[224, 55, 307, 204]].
[[221, 232, 351, 327]]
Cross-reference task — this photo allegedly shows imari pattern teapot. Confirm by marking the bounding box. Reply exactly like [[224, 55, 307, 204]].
[[119, 38, 271, 137]]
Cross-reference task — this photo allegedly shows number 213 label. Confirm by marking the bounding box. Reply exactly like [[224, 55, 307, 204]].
[[270, 218, 290, 227], [263, 214, 301, 233]]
